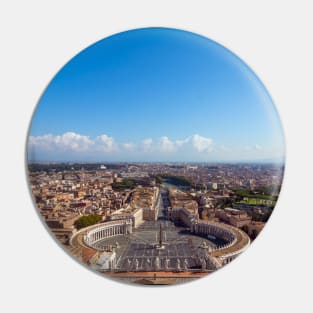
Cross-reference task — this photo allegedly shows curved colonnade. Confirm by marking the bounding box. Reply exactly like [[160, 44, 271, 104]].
[[191, 220, 250, 264], [191, 221, 236, 244], [84, 219, 133, 247], [70, 219, 132, 251]]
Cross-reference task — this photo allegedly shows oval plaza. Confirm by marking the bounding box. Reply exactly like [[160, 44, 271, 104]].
[[70, 187, 250, 283]]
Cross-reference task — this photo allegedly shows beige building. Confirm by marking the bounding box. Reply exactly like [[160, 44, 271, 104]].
[[216, 208, 252, 228], [245, 221, 265, 238]]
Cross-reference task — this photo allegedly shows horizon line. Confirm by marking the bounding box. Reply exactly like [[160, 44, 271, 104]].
[[28, 160, 285, 165]]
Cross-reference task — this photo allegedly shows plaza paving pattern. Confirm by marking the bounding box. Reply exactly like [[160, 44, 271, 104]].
[[94, 198, 226, 272]]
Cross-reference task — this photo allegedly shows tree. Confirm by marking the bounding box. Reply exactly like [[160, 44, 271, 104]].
[[111, 179, 135, 190], [74, 214, 102, 230]]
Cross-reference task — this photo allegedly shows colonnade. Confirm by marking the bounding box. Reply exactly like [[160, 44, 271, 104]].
[[191, 221, 236, 244], [84, 219, 132, 246]]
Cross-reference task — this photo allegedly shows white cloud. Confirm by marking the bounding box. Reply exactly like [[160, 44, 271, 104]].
[[159, 136, 176, 152], [190, 134, 213, 153], [175, 137, 189, 147], [95, 134, 116, 152], [155, 134, 213, 154], [28, 132, 93, 152], [122, 143, 135, 151], [142, 138, 153, 152]]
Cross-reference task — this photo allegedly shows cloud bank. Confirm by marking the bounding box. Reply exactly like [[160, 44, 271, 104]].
[[28, 132, 215, 161], [28, 131, 283, 162]]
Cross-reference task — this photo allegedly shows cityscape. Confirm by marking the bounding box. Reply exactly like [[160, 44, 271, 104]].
[[28, 161, 283, 285], [27, 28, 285, 285]]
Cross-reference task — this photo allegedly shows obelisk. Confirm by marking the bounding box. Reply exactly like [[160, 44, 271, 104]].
[[159, 223, 162, 247]]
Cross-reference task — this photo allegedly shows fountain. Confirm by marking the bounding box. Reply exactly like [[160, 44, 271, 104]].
[[135, 258, 139, 270], [184, 259, 188, 270], [155, 257, 160, 270]]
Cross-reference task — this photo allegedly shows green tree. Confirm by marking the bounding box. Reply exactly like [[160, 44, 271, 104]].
[[111, 179, 135, 190], [74, 214, 102, 230]]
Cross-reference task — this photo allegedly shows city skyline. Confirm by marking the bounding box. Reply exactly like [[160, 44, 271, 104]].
[[28, 28, 285, 163], [28, 161, 283, 285]]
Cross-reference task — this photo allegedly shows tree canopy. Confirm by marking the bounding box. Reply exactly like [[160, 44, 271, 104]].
[[155, 174, 193, 187], [111, 179, 135, 190], [74, 214, 102, 230]]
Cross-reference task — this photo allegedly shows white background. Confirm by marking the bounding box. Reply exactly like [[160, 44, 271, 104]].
[[1, 1, 312, 312]]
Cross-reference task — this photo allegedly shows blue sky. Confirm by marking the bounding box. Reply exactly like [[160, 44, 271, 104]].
[[28, 27, 285, 162]]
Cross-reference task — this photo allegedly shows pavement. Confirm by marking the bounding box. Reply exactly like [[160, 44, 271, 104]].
[[95, 192, 220, 272]]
